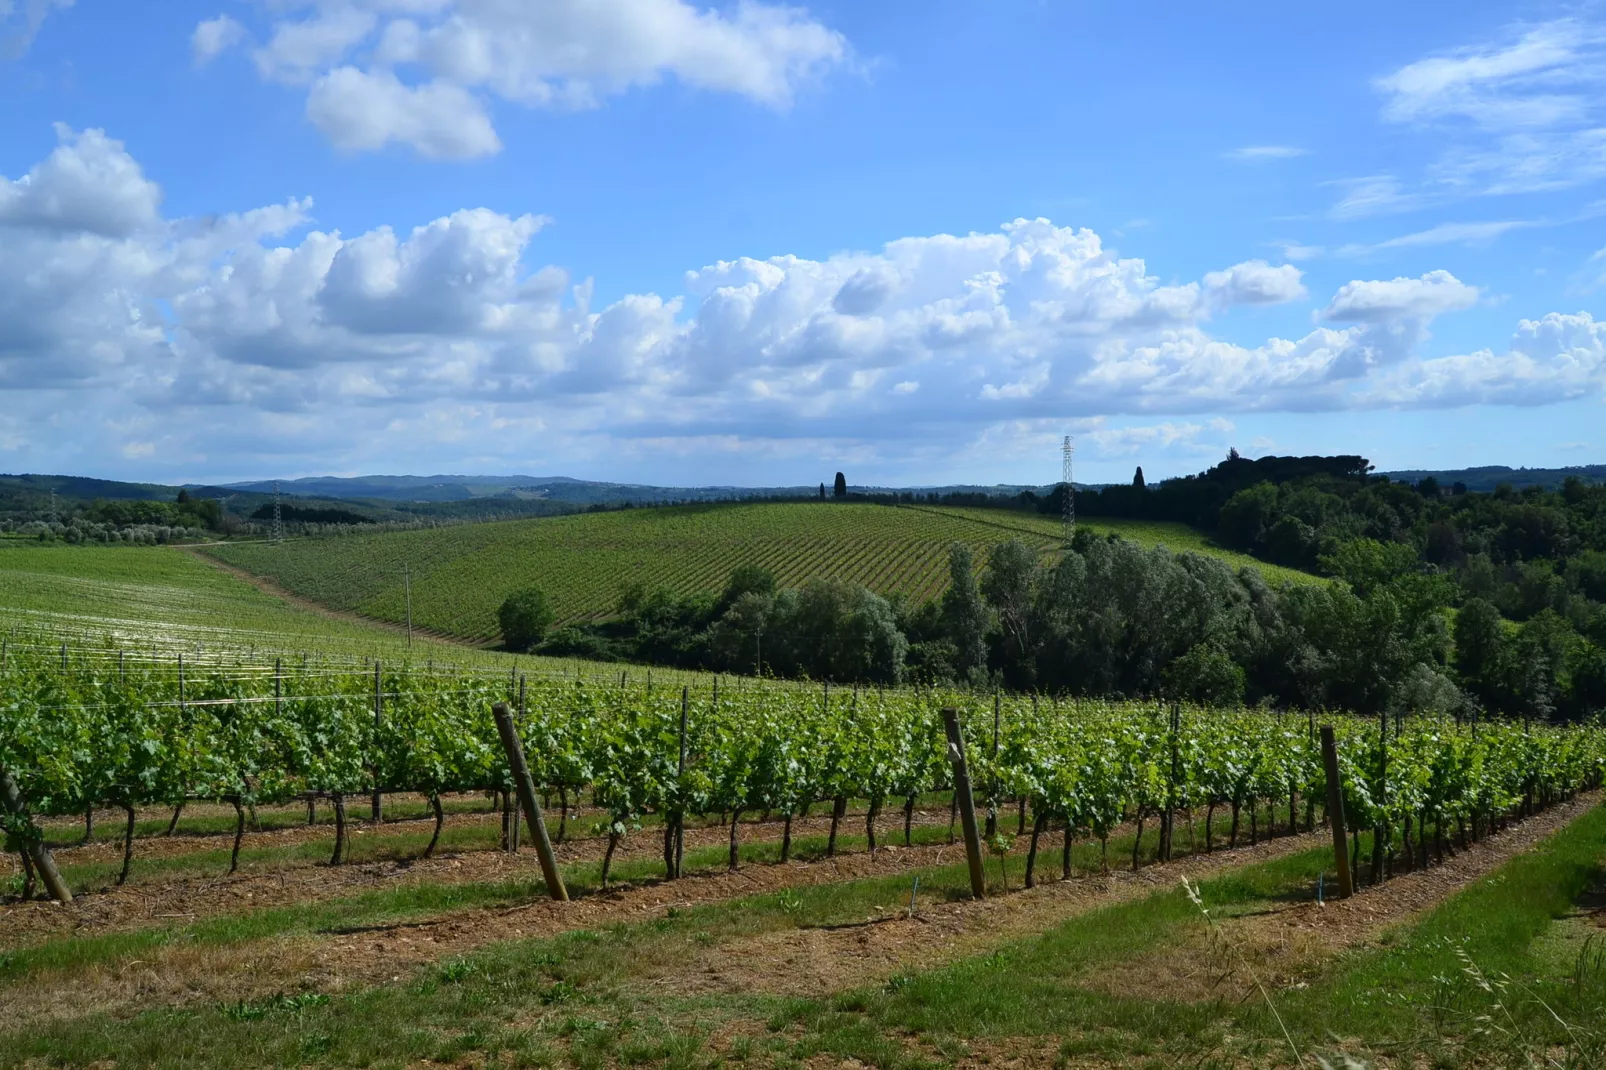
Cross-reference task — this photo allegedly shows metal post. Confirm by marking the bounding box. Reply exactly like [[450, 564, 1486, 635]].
[[1320, 725, 1353, 899], [404, 564, 413, 647], [492, 702, 568, 901], [941, 708, 987, 899]]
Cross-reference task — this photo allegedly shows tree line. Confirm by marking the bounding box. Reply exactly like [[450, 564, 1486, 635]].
[[503, 518, 1603, 719]]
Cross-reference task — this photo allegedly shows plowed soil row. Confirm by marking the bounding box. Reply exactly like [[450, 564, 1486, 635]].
[[2, 823, 1325, 1029], [0, 802, 959, 947]]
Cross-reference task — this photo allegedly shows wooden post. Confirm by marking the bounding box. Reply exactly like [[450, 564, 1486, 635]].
[[1319, 725, 1353, 899], [492, 702, 568, 901], [0, 766, 72, 904], [404, 564, 413, 647], [1372, 707, 1387, 886], [941, 708, 987, 899], [371, 661, 383, 823], [674, 686, 689, 877], [986, 693, 1001, 838]]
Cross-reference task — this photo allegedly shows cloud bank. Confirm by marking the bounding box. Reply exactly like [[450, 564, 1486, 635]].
[[2, 126, 1603, 476]]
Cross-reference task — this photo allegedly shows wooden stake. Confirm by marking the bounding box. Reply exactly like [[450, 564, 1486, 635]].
[[941, 708, 987, 899], [492, 702, 568, 901], [1320, 725, 1353, 899], [371, 661, 383, 823], [0, 766, 72, 903]]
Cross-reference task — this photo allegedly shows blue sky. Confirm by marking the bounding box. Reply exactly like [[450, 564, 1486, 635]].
[[2, 1, 1604, 488]]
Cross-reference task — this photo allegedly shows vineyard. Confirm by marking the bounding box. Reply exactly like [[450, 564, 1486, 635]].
[[4, 627, 1606, 1066], [5, 633, 1600, 896], [202, 502, 1320, 642]]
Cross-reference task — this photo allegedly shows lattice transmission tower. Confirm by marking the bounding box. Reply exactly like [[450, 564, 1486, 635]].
[[272, 480, 284, 544], [1061, 435, 1076, 544]]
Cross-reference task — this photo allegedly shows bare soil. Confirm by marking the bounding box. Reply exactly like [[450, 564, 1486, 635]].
[[0, 803, 958, 950]]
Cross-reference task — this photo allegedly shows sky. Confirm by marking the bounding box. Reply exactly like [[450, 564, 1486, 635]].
[[2, 1, 1605, 489]]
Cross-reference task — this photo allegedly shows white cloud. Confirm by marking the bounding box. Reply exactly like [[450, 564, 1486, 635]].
[[3, 128, 1603, 477], [1376, 20, 1602, 129], [0, 0, 71, 59], [1223, 145, 1306, 162], [306, 68, 501, 158], [1087, 419, 1235, 458], [1202, 260, 1305, 308], [1357, 19, 1606, 204], [1322, 270, 1479, 323], [192, 14, 246, 65], [0, 125, 162, 237], [1337, 220, 1537, 256], [201, 0, 849, 158], [1326, 175, 1428, 220]]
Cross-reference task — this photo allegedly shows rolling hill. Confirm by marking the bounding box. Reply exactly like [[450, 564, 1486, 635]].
[[202, 501, 1321, 643]]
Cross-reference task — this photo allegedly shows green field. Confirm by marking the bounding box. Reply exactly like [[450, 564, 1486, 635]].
[[203, 502, 1321, 642], [0, 543, 567, 671]]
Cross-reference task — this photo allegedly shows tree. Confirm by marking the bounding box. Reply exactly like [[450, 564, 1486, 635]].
[[498, 587, 555, 652], [175, 488, 191, 504], [716, 564, 776, 617], [819, 483, 826, 500], [1132, 466, 1146, 490], [941, 544, 989, 680], [833, 472, 847, 498]]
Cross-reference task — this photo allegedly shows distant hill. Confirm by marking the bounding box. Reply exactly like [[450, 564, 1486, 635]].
[[222, 474, 1058, 505], [1378, 464, 1606, 492]]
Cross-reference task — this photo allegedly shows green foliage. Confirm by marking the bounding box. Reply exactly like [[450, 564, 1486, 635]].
[[499, 587, 556, 652], [203, 502, 1312, 643]]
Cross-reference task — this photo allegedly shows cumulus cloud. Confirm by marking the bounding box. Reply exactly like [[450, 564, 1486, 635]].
[[3, 127, 1603, 476], [192, 14, 246, 65], [1202, 260, 1305, 308], [1322, 270, 1479, 323], [306, 68, 501, 158], [198, 0, 850, 158], [0, 125, 162, 236]]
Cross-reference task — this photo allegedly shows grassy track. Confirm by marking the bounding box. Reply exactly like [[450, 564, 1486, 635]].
[[203, 501, 1320, 642]]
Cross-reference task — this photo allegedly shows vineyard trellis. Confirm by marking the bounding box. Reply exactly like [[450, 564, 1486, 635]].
[[3, 633, 1603, 902]]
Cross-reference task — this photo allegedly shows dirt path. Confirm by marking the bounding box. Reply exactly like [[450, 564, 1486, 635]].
[[1084, 792, 1604, 1003]]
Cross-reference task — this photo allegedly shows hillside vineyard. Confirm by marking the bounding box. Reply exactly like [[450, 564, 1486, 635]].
[[4, 636, 1599, 889], [203, 503, 1318, 640]]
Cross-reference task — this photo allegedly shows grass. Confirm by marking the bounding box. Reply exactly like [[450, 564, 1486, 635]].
[[7, 802, 1599, 1069], [203, 501, 1322, 641], [0, 542, 673, 679]]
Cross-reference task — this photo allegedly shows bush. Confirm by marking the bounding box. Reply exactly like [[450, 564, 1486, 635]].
[[498, 587, 555, 652]]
